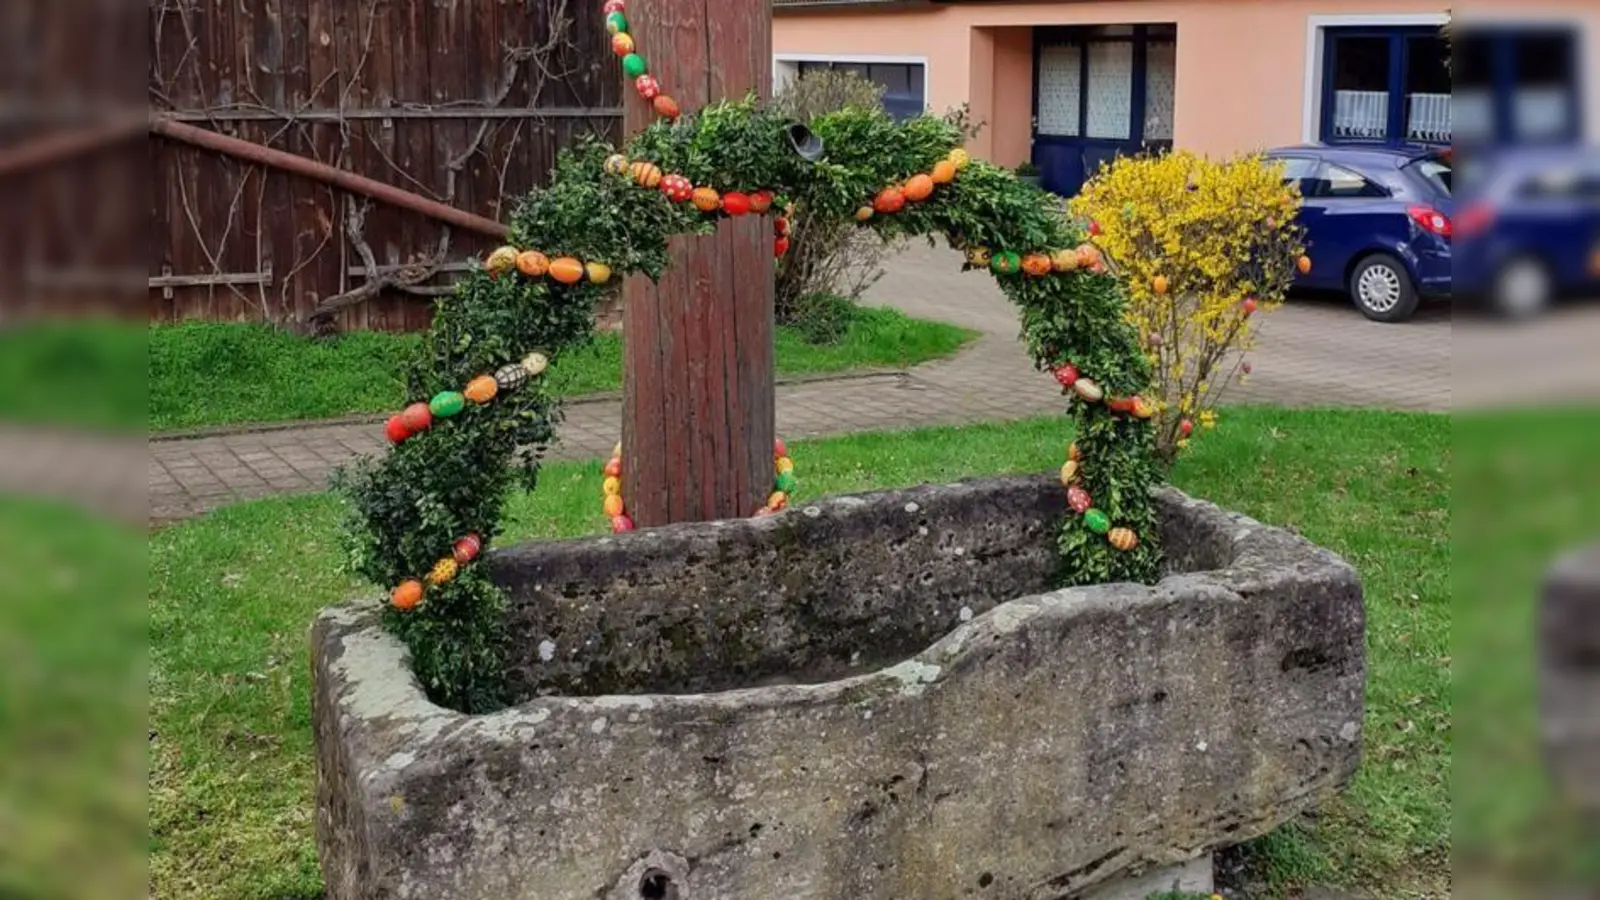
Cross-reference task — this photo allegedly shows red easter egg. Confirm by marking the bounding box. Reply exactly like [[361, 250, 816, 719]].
[[604, 457, 623, 478], [1107, 396, 1136, 414], [774, 438, 787, 459], [385, 415, 411, 444], [453, 533, 482, 564], [722, 192, 752, 216], [400, 402, 433, 433], [773, 216, 791, 237], [1067, 486, 1092, 515], [652, 94, 680, 120], [635, 74, 661, 100], [1242, 298, 1259, 315], [612, 514, 636, 533], [750, 191, 774, 213], [1052, 364, 1079, 387], [602, 0, 626, 13], [1088, 220, 1102, 236], [1179, 419, 1195, 437], [774, 236, 791, 258]]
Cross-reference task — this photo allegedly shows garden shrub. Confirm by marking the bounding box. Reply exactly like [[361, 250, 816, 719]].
[[1069, 150, 1305, 464]]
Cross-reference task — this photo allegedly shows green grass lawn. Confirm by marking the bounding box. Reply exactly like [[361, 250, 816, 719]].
[[148, 407, 1449, 899], [148, 308, 975, 432], [0, 318, 147, 432]]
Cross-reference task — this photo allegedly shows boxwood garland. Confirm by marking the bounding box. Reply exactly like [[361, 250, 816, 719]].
[[333, 98, 1163, 714]]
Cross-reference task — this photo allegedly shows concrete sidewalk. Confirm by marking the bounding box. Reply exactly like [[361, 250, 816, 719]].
[[147, 241, 1450, 525]]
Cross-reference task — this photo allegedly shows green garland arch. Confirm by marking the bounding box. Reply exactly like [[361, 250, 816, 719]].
[[334, 98, 1163, 714]]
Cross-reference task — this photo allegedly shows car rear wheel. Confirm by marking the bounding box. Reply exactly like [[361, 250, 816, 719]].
[[1491, 256, 1552, 319], [1347, 253, 1419, 323]]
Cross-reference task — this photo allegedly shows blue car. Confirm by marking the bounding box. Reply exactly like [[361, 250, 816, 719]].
[[1264, 144, 1453, 323], [1452, 148, 1600, 318]]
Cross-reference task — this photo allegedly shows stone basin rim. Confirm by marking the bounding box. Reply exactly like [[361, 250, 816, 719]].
[[319, 484, 1355, 726]]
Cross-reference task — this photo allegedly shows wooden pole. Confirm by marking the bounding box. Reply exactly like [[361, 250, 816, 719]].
[[622, 0, 775, 526]]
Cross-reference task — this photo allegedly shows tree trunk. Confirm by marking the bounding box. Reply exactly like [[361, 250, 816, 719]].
[[621, 0, 775, 526]]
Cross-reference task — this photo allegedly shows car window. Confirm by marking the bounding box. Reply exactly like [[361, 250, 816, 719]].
[[1318, 163, 1387, 198], [1270, 157, 1320, 196], [1404, 158, 1453, 197], [1519, 167, 1600, 200]]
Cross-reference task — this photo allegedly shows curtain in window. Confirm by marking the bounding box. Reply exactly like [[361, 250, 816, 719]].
[[1143, 41, 1176, 142], [1037, 44, 1082, 136], [1085, 41, 1133, 140]]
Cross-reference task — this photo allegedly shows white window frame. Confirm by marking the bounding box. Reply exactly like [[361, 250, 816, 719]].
[[1301, 13, 1450, 144], [773, 53, 931, 111]]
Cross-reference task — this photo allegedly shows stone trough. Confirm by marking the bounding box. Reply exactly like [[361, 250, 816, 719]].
[[312, 477, 1365, 900]]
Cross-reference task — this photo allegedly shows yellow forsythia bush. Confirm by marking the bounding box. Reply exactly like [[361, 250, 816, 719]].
[[1070, 150, 1305, 463]]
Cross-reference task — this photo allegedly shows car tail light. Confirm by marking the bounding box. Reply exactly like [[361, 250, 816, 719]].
[[1408, 206, 1453, 239], [1455, 202, 1495, 238]]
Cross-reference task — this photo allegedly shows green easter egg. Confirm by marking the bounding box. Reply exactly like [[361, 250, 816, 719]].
[[775, 472, 798, 493], [622, 53, 648, 78], [429, 391, 466, 418], [991, 251, 1021, 275], [1083, 508, 1111, 534], [606, 11, 628, 34]]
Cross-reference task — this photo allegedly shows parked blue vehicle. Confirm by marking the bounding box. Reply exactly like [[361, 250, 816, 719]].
[[1452, 147, 1600, 318], [1264, 144, 1453, 323]]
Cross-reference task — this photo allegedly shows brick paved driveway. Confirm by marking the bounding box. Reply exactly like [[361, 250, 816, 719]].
[[142, 241, 1450, 524]]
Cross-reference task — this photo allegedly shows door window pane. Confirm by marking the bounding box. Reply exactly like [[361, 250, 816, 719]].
[[1143, 40, 1176, 141], [1405, 35, 1450, 143], [1037, 44, 1082, 136], [1514, 32, 1577, 140], [1331, 35, 1391, 140], [1085, 41, 1133, 140]]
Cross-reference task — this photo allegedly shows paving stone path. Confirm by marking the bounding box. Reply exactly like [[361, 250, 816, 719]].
[[145, 242, 1451, 524]]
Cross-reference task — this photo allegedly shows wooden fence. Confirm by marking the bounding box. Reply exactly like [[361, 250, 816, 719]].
[[148, 0, 622, 331]]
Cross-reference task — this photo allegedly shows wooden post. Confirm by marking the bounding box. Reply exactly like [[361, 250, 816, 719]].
[[622, 0, 775, 526]]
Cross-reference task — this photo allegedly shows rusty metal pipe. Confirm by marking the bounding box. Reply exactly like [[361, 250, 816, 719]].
[[148, 116, 510, 239]]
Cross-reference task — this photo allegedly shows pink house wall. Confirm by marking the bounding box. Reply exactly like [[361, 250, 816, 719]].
[[778, 1, 1600, 164]]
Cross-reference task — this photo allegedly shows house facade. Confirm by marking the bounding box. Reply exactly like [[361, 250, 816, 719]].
[[773, 0, 1598, 195]]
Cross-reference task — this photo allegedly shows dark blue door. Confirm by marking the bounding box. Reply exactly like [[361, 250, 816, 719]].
[[1032, 25, 1176, 197]]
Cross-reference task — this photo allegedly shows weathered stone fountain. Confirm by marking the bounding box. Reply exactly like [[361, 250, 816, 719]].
[[312, 476, 1365, 899], [1541, 543, 1600, 811]]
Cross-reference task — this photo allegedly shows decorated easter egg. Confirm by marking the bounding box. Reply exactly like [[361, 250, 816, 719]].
[[611, 33, 634, 57], [495, 363, 528, 392], [516, 250, 550, 277], [464, 376, 498, 404], [652, 95, 680, 119], [453, 533, 482, 564], [1083, 509, 1112, 534], [429, 391, 466, 418], [1072, 378, 1104, 403], [384, 415, 411, 444], [485, 245, 519, 274], [903, 174, 935, 202], [635, 74, 660, 100], [1067, 485, 1092, 515], [874, 187, 906, 214], [692, 187, 721, 212], [722, 191, 753, 216], [948, 148, 971, 169], [1052, 363, 1079, 387], [522, 352, 549, 376], [604, 154, 630, 175], [400, 402, 433, 433], [428, 558, 459, 587], [549, 257, 585, 284], [1108, 528, 1138, 551], [391, 580, 424, 611]]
